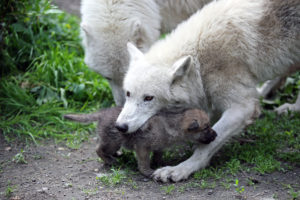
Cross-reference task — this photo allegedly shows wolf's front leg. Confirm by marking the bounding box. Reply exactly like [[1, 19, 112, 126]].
[[152, 102, 259, 182]]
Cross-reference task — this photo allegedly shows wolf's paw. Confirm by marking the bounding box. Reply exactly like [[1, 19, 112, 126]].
[[152, 166, 190, 182], [275, 103, 300, 114]]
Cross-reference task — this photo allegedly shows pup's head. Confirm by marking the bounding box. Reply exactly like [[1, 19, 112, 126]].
[[182, 109, 217, 144], [80, 0, 161, 106], [116, 43, 195, 133]]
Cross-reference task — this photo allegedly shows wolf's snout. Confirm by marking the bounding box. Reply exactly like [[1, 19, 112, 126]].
[[115, 123, 128, 133]]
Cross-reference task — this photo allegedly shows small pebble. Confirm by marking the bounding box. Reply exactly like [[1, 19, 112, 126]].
[[37, 187, 48, 193], [5, 147, 12, 151], [142, 178, 150, 182], [10, 196, 21, 200]]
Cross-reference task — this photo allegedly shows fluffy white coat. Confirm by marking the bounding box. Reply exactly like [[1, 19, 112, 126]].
[[80, 0, 211, 105], [117, 0, 300, 182]]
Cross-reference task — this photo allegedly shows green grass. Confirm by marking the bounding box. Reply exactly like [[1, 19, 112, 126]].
[[3, 181, 16, 198], [161, 184, 175, 195], [0, 0, 113, 144], [193, 111, 300, 179], [96, 168, 128, 187], [12, 149, 27, 164]]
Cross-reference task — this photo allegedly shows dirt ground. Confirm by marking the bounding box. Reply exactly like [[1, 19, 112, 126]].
[[1, 133, 299, 200]]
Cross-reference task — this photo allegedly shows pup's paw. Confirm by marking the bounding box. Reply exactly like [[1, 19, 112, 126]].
[[275, 103, 300, 114], [152, 166, 190, 182]]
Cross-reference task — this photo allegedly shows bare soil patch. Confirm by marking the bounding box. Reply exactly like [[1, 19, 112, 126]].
[[1, 133, 299, 200]]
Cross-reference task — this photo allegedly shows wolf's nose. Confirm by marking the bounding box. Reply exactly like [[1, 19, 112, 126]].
[[115, 123, 128, 133]]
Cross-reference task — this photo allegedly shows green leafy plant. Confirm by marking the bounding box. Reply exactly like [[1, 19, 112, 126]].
[[161, 184, 175, 195], [234, 179, 245, 194], [96, 168, 127, 187], [4, 182, 16, 197], [12, 149, 27, 164]]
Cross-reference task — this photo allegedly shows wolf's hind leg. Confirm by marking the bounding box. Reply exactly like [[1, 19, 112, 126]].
[[275, 92, 300, 114]]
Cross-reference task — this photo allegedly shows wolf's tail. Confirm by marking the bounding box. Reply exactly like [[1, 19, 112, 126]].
[[64, 111, 102, 123]]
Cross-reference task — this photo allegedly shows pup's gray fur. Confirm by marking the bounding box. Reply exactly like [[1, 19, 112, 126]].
[[64, 107, 216, 177]]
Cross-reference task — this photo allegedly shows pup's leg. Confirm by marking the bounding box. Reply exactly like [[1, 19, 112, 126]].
[[152, 101, 259, 182], [152, 150, 164, 167], [275, 92, 300, 114], [96, 142, 122, 165], [135, 147, 153, 177]]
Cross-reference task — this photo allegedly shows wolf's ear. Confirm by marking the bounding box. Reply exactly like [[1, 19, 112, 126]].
[[171, 56, 192, 83], [127, 42, 144, 61], [80, 23, 90, 35], [80, 23, 93, 45], [130, 19, 145, 49]]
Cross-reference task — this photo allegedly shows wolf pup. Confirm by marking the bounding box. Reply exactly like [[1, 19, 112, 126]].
[[64, 107, 216, 177]]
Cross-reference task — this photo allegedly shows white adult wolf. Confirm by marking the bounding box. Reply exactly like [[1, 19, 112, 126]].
[[80, 0, 211, 105], [116, 0, 300, 182]]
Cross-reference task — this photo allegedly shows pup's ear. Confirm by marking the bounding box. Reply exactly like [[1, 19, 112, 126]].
[[187, 120, 200, 132], [127, 42, 144, 61], [171, 56, 192, 83]]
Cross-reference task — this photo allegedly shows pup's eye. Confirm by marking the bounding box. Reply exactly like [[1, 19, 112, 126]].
[[144, 96, 154, 102], [126, 91, 130, 97]]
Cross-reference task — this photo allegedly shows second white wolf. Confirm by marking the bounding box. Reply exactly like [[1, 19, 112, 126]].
[[80, 0, 211, 105]]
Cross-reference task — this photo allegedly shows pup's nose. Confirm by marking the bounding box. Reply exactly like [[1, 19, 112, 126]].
[[115, 123, 128, 133]]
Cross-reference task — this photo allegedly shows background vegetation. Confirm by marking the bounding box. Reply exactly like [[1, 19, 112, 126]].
[[0, 0, 113, 144]]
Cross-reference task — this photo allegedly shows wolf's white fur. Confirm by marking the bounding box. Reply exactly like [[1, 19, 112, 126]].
[[117, 0, 300, 181], [80, 0, 211, 105], [276, 93, 300, 114]]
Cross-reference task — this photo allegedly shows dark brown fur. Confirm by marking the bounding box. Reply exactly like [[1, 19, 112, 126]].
[[64, 107, 216, 177]]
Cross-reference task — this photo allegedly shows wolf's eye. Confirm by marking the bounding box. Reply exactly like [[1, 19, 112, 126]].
[[144, 96, 154, 102], [126, 91, 130, 97]]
